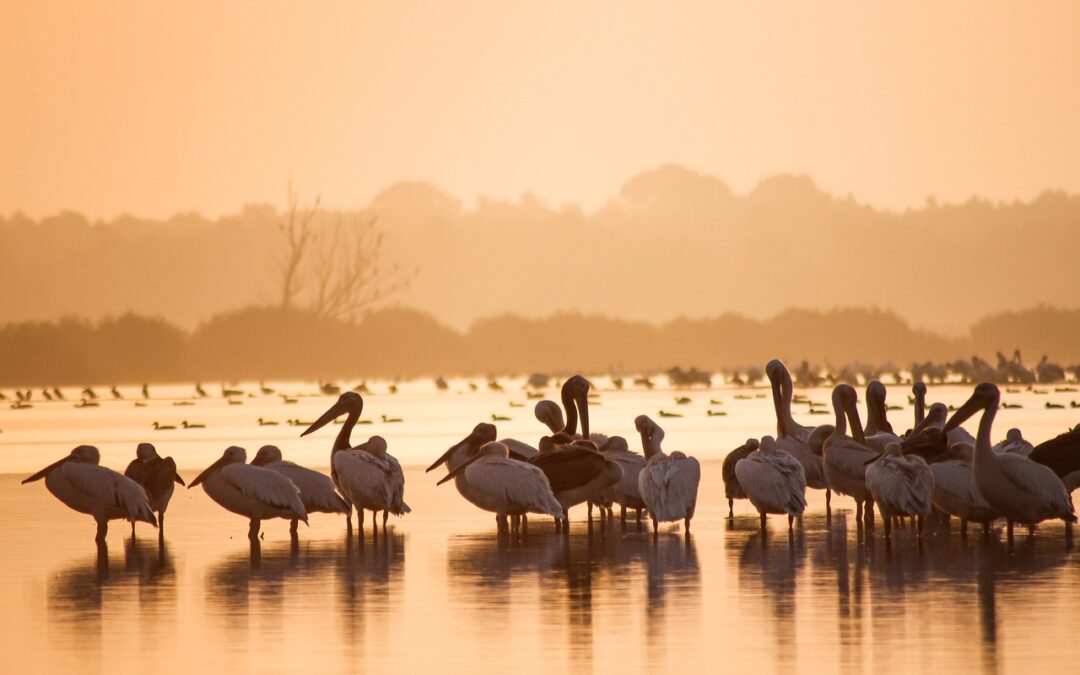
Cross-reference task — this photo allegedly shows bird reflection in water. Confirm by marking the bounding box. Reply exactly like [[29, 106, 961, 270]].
[[446, 528, 699, 671], [204, 532, 405, 650], [47, 537, 177, 661]]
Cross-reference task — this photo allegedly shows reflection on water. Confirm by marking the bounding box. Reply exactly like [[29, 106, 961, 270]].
[[3, 463, 1079, 674]]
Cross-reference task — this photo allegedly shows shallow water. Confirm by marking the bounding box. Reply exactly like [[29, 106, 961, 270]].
[[1, 379, 1078, 674]]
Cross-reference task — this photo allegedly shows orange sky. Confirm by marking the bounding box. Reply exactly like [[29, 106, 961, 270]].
[[2, 1, 1078, 219]]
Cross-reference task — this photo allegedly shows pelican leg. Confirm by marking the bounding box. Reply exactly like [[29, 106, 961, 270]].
[[290, 519, 299, 536], [652, 516, 658, 534], [588, 502, 593, 524], [960, 519, 968, 539], [1028, 522, 1036, 536], [1006, 519, 1014, 545], [826, 489, 832, 517], [371, 510, 377, 534], [554, 517, 562, 534], [96, 519, 108, 544], [383, 511, 389, 528], [131, 520, 136, 537], [636, 509, 643, 529], [496, 514, 509, 533], [884, 515, 892, 539], [158, 511, 165, 537], [728, 498, 734, 519], [248, 518, 260, 540], [856, 500, 863, 524], [521, 514, 529, 537], [357, 508, 364, 536], [510, 514, 520, 533], [865, 500, 876, 531], [983, 521, 991, 538], [788, 514, 795, 532], [917, 515, 924, 537]]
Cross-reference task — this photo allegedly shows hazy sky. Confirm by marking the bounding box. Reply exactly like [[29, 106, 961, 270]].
[[3, 1, 1078, 220]]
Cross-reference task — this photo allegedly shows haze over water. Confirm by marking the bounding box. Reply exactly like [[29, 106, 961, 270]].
[[2, 381, 1078, 674]]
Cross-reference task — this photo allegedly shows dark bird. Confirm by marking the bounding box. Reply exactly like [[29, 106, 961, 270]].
[[722, 438, 759, 517], [124, 442, 185, 537]]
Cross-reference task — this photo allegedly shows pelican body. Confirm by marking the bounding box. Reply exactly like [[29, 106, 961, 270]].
[[945, 383, 1075, 540], [635, 415, 701, 533], [865, 442, 934, 538], [734, 435, 807, 531], [251, 445, 350, 535], [433, 437, 562, 533], [23, 445, 156, 543], [189, 446, 307, 539], [928, 443, 1000, 536], [124, 442, 184, 536], [594, 436, 649, 527], [767, 360, 829, 507]]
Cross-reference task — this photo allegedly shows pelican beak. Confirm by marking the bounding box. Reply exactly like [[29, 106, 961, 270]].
[[577, 387, 590, 440], [944, 395, 982, 432], [188, 456, 228, 488], [21, 455, 72, 484], [173, 472, 186, 486], [426, 427, 487, 473], [437, 452, 482, 486], [302, 400, 353, 437], [844, 394, 866, 445]]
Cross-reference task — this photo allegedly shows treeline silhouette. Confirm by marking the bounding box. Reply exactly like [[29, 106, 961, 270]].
[[2, 305, 1077, 386], [3, 165, 1079, 336]]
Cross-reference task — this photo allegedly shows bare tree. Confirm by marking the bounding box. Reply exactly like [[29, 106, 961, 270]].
[[276, 187, 413, 321]]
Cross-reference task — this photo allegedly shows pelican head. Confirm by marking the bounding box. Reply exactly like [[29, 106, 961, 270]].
[[929, 441, 975, 464], [765, 359, 786, 386], [867, 380, 887, 407], [136, 442, 158, 461], [760, 435, 777, 453], [22, 445, 100, 484], [251, 445, 283, 466], [358, 435, 388, 456], [302, 391, 364, 437], [436, 441, 509, 486], [944, 383, 1000, 432], [600, 436, 629, 453], [913, 381, 927, 398], [561, 375, 592, 438], [832, 384, 865, 443], [635, 415, 665, 457], [1005, 428, 1024, 443], [189, 446, 246, 488], [534, 400, 564, 433], [426, 423, 496, 473]]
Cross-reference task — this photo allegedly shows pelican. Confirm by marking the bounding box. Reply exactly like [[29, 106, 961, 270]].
[[945, 383, 1075, 540], [865, 442, 934, 538], [594, 436, 648, 527], [635, 415, 701, 533], [493, 399, 565, 460], [250, 445, 350, 535], [992, 428, 1033, 456], [822, 384, 878, 527], [912, 381, 927, 426], [913, 401, 976, 447], [435, 441, 562, 533], [767, 360, 830, 510], [863, 381, 902, 452], [124, 442, 184, 537], [302, 392, 407, 534], [734, 435, 807, 531], [530, 435, 622, 530], [1028, 423, 1080, 493], [23, 445, 157, 543], [188, 446, 307, 539], [722, 438, 759, 517], [928, 443, 1000, 536]]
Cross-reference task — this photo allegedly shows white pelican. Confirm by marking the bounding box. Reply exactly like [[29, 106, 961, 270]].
[[767, 360, 829, 509], [301, 391, 365, 533], [250, 445, 350, 535], [188, 446, 307, 539], [635, 415, 701, 533], [124, 442, 184, 537], [945, 383, 1076, 541], [863, 381, 902, 452], [23, 445, 157, 543], [435, 441, 563, 533], [722, 438, 759, 517], [912, 381, 927, 426], [864, 442, 934, 538], [594, 436, 648, 527], [330, 435, 411, 533], [822, 384, 879, 528], [734, 435, 807, 531], [928, 443, 1000, 536], [493, 400, 565, 460], [913, 400, 977, 448]]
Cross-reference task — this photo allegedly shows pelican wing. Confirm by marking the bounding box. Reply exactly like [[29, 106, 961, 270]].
[[142, 457, 179, 503], [499, 438, 539, 460], [1029, 425, 1080, 480], [384, 453, 410, 514], [123, 458, 145, 483], [998, 454, 1075, 518], [735, 454, 807, 515], [63, 463, 156, 524], [827, 438, 878, 475], [530, 449, 605, 493], [220, 464, 306, 518], [900, 429, 948, 462], [267, 461, 349, 513], [867, 455, 934, 515], [333, 450, 395, 512], [722, 441, 756, 499], [465, 457, 562, 517], [639, 454, 701, 521]]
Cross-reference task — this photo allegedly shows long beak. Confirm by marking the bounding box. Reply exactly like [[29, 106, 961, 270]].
[[437, 452, 482, 486], [426, 429, 482, 473], [188, 456, 227, 488], [845, 396, 866, 445], [22, 455, 71, 484], [174, 472, 186, 486], [944, 396, 981, 432], [577, 389, 590, 440], [302, 401, 349, 437]]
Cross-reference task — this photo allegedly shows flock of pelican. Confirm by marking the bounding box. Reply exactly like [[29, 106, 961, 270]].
[[20, 361, 1079, 547]]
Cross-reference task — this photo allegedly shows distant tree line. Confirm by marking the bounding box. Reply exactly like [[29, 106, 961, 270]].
[[1, 305, 1078, 387]]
